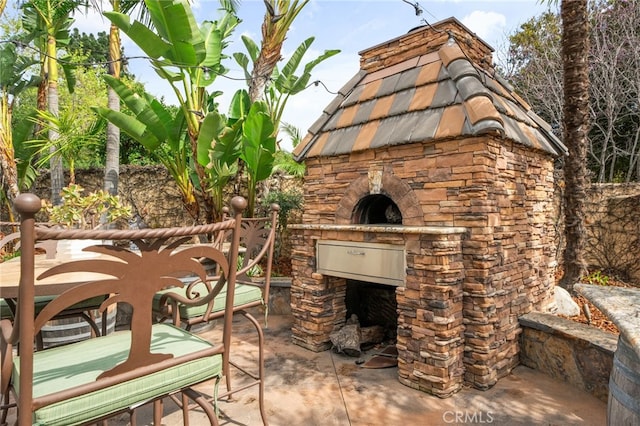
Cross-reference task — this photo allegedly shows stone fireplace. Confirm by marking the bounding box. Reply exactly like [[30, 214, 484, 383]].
[[289, 18, 565, 397]]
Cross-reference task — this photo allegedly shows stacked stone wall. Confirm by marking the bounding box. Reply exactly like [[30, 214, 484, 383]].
[[461, 141, 557, 388], [359, 19, 494, 74], [582, 184, 640, 283], [397, 232, 465, 397], [294, 134, 558, 394], [290, 230, 347, 352]]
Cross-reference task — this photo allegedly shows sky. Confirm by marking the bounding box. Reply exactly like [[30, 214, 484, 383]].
[[68, 0, 556, 151]]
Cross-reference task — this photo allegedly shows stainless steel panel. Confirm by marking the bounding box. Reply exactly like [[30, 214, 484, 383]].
[[316, 240, 405, 286]]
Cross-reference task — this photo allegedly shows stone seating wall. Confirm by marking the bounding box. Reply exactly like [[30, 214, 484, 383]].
[[519, 312, 617, 402]]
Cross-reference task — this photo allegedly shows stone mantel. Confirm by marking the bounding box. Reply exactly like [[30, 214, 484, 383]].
[[575, 284, 640, 358], [289, 224, 467, 235]]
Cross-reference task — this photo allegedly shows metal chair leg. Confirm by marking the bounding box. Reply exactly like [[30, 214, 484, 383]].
[[153, 398, 163, 425], [184, 388, 219, 426], [242, 311, 268, 426], [0, 391, 14, 426], [181, 393, 189, 426]]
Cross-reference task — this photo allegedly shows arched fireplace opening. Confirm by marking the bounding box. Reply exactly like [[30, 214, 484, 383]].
[[352, 194, 402, 225], [345, 280, 398, 344]]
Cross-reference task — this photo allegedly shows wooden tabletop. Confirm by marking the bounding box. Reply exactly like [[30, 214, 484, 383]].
[[0, 253, 116, 299]]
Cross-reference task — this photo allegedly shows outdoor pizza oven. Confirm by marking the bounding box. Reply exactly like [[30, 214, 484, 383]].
[[289, 18, 565, 398]]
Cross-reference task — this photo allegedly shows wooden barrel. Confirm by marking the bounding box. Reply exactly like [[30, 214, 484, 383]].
[[608, 334, 640, 426], [40, 307, 116, 349]]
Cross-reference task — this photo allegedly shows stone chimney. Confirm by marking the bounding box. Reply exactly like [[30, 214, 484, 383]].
[[359, 17, 495, 74]]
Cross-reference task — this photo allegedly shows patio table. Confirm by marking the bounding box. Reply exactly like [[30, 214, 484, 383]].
[[0, 252, 116, 299]]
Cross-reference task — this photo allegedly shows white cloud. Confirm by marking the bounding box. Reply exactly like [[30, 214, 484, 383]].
[[460, 10, 507, 47]]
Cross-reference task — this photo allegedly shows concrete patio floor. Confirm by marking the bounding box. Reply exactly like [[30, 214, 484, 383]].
[[107, 312, 606, 426], [6, 312, 606, 425]]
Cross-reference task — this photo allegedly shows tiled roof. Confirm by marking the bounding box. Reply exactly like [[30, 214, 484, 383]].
[[293, 38, 566, 161]]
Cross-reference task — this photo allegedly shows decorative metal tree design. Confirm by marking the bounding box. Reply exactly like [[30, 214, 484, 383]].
[[34, 240, 230, 379]]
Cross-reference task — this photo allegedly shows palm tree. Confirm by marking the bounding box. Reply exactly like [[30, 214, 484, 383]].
[[28, 108, 105, 184], [95, 0, 147, 198], [21, 0, 80, 205], [273, 122, 305, 177], [558, 0, 591, 291], [103, 0, 124, 197], [248, 0, 310, 102]]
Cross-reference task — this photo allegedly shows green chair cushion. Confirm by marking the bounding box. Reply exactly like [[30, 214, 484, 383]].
[[154, 282, 263, 320], [13, 323, 221, 426], [0, 296, 105, 321], [0, 298, 13, 320], [34, 295, 106, 315], [0, 296, 105, 320]]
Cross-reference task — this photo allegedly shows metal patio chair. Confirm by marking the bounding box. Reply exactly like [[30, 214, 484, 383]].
[[0, 194, 248, 426], [153, 204, 279, 425]]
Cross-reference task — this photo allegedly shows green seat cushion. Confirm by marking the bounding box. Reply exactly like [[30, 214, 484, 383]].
[[154, 282, 263, 320], [0, 298, 13, 320], [0, 296, 104, 322], [0, 296, 105, 324], [34, 295, 106, 315], [13, 323, 221, 426]]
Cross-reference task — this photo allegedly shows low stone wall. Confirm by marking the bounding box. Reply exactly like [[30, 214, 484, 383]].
[[7, 166, 300, 228], [519, 312, 617, 402]]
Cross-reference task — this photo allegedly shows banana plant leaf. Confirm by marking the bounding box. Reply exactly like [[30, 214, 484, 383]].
[[0, 43, 42, 95], [196, 111, 224, 167], [274, 37, 340, 95], [12, 115, 38, 190], [241, 102, 276, 182], [228, 89, 251, 123], [102, 75, 169, 144]]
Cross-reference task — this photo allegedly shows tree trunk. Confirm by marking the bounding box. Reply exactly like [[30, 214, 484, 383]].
[[104, 21, 121, 198], [47, 35, 64, 206], [248, 49, 281, 103], [0, 93, 19, 217], [559, 0, 590, 292], [104, 89, 120, 195]]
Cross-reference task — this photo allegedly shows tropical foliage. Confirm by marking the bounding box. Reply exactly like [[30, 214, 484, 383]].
[[20, 0, 82, 205], [0, 42, 41, 221], [234, 34, 339, 142], [3, 0, 333, 226], [505, 1, 640, 183], [44, 183, 131, 229], [96, 0, 331, 221], [273, 122, 305, 178], [28, 107, 105, 184], [95, 0, 241, 221]]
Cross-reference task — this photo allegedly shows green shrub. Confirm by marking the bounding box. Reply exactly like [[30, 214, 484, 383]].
[[583, 270, 610, 286]]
